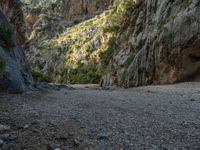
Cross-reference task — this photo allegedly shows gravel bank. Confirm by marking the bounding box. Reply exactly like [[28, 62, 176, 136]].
[[0, 82, 199, 149]]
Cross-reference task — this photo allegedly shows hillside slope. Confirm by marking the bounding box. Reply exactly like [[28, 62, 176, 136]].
[[24, 0, 200, 87]]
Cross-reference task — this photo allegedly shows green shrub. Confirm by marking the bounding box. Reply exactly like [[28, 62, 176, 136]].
[[102, 0, 134, 34], [59, 64, 105, 84], [31, 70, 51, 82], [99, 36, 118, 66], [0, 25, 15, 48]]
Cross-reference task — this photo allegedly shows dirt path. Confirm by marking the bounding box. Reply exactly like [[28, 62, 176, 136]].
[[0, 82, 200, 150]]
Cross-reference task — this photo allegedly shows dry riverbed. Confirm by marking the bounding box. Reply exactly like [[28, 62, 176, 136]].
[[0, 82, 200, 150]]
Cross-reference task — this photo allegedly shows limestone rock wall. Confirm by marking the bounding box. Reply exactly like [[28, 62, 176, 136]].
[[102, 0, 200, 87], [62, 0, 113, 21], [0, 1, 33, 92], [0, 0, 26, 44]]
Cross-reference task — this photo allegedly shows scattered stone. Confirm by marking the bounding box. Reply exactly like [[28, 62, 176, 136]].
[[68, 132, 74, 136], [0, 124, 10, 131], [102, 87, 110, 90], [151, 144, 157, 149], [190, 99, 195, 101], [47, 144, 60, 150], [32, 129, 39, 133], [0, 133, 10, 141], [62, 146, 70, 150], [97, 133, 110, 140], [147, 103, 152, 106], [0, 133, 17, 142], [56, 135, 68, 141], [8, 135, 17, 141], [23, 124, 29, 129], [73, 139, 81, 146], [80, 125, 86, 129], [159, 145, 168, 150], [0, 139, 3, 146]]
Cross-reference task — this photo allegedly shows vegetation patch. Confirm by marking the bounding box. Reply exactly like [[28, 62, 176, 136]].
[[25, 0, 137, 84], [31, 70, 52, 82]]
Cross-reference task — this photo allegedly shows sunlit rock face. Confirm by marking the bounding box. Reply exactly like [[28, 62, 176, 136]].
[[20, 0, 200, 87], [21, 0, 113, 26], [102, 0, 200, 87], [0, 1, 33, 92]]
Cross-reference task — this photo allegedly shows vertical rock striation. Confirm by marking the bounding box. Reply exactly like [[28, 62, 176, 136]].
[[102, 0, 200, 87], [0, 0, 33, 93], [0, 0, 26, 44]]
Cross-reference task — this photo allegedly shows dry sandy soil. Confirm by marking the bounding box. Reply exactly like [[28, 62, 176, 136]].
[[0, 82, 200, 150]]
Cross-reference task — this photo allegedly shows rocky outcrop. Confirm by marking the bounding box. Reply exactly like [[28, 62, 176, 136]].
[[102, 0, 200, 87], [22, 0, 113, 28], [0, 0, 26, 44], [61, 0, 113, 21], [0, 10, 33, 92], [23, 0, 200, 87], [25, 12, 109, 83], [23, 0, 114, 83]]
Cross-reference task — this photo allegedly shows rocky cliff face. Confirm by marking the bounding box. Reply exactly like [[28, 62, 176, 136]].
[[0, 0, 26, 44], [0, 1, 33, 92], [22, 0, 113, 28], [23, 0, 114, 83], [102, 0, 200, 87], [24, 0, 200, 87], [61, 0, 113, 21]]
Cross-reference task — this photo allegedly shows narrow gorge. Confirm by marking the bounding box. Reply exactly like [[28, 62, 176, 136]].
[[22, 0, 200, 88], [0, 0, 199, 149]]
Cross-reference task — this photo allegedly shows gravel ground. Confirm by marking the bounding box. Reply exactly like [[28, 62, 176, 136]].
[[0, 82, 200, 150]]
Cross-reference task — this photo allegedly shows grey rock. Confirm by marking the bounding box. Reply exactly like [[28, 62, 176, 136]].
[[0, 139, 3, 146], [73, 139, 81, 146], [23, 124, 29, 129], [0, 133, 17, 142], [190, 98, 196, 101], [0, 11, 33, 93], [102, 0, 200, 88], [0, 133, 10, 141], [7, 135, 17, 141], [97, 133, 110, 140], [0, 124, 10, 131]]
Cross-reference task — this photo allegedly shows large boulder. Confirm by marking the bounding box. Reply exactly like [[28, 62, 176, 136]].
[[0, 11, 33, 93]]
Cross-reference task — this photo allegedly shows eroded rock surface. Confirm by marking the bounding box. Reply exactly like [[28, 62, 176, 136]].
[[0, 0, 26, 44], [62, 0, 113, 21], [102, 0, 200, 87], [0, 9, 33, 92]]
